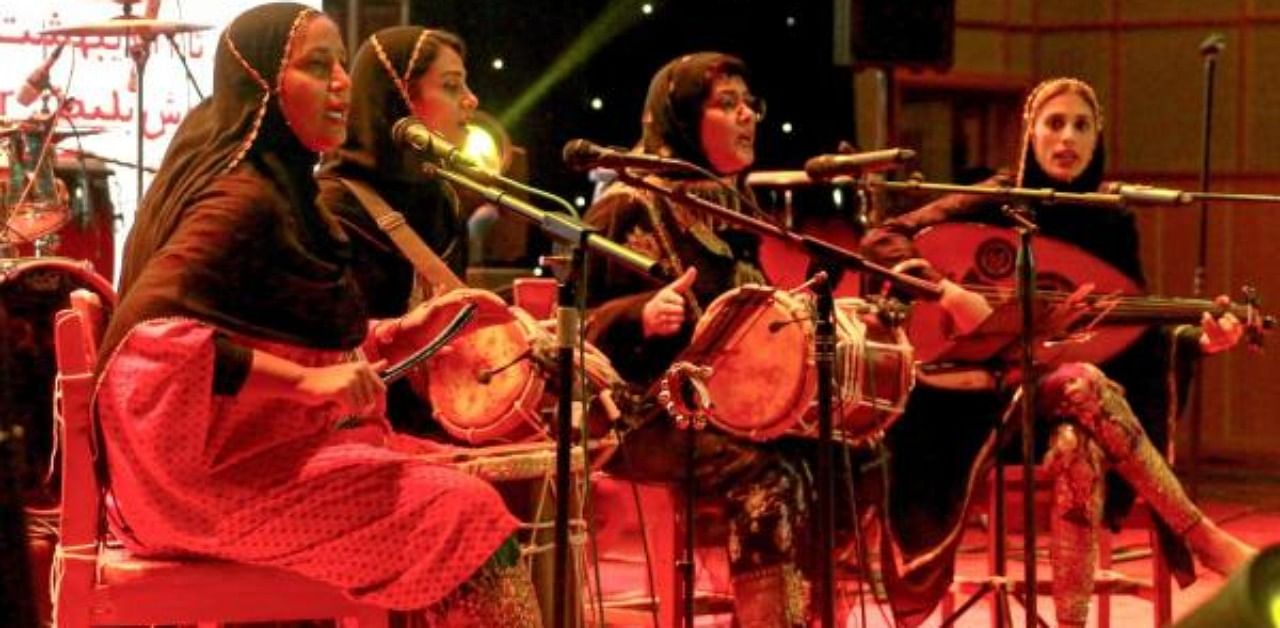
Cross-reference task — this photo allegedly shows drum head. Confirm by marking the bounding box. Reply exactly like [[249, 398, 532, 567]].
[[423, 290, 545, 442], [6, 203, 70, 242], [698, 288, 816, 441]]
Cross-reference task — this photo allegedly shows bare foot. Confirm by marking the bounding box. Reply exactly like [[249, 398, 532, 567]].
[[1187, 518, 1257, 576]]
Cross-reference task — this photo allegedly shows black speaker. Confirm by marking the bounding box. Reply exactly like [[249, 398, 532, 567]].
[[849, 0, 955, 69]]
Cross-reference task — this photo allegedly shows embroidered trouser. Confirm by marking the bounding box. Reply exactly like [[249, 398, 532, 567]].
[[1038, 363, 1203, 627], [606, 420, 841, 627]]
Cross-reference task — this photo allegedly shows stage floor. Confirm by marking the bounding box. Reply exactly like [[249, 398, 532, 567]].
[[868, 465, 1279, 627], [648, 463, 1280, 627]]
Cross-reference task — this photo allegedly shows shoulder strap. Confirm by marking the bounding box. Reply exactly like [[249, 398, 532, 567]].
[[336, 177, 466, 296]]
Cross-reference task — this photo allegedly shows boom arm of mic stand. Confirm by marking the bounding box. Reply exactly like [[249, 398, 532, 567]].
[[613, 169, 945, 300], [871, 179, 1126, 208], [424, 164, 663, 281], [1188, 191, 1280, 204]]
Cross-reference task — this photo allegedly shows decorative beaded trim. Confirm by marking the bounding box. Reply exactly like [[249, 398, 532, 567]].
[[370, 29, 436, 112], [222, 8, 317, 173]]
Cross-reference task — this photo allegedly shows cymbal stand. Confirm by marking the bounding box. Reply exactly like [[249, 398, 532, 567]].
[[163, 34, 205, 101], [127, 30, 150, 210]]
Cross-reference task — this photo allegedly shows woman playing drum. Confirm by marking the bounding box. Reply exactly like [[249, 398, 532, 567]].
[[95, 5, 541, 622], [583, 51, 913, 627]]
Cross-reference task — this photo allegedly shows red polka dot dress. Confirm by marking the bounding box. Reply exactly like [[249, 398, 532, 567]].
[[95, 318, 519, 610]]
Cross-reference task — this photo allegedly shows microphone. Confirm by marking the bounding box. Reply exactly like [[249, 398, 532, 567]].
[[745, 170, 814, 187], [562, 139, 695, 174], [17, 44, 65, 107], [391, 116, 491, 181], [1103, 182, 1192, 205], [1200, 32, 1226, 57], [803, 148, 915, 179]]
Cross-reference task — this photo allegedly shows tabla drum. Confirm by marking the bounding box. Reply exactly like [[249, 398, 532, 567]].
[[683, 285, 817, 441], [408, 288, 622, 450], [0, 257, 114, 507], [801, 297, 914, 442], [683, 285, 914, 444]]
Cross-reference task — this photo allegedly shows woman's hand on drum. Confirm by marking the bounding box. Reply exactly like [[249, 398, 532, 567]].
[[296, 359, 388, 417], [375, 303, 442, 362], [1200, 295, 1244, 354], [643, 267, 697, 338]]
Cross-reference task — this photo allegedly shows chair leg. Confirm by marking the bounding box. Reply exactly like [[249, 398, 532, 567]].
[[1152, 524, 1172, 628]]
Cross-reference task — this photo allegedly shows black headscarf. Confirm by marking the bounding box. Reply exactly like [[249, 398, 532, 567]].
[[1015, 77, 1143, 284], [101, 2, 366, 362], [318, 27, 466, 285]]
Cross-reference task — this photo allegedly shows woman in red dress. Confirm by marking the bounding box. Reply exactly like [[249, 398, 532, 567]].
[[94, 4, 539, 623]]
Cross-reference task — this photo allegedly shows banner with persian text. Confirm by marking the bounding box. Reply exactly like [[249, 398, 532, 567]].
[[0, 0, 321, 277]]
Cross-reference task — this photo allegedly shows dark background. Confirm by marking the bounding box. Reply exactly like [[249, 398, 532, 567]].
[[327, 0, 860, 204]]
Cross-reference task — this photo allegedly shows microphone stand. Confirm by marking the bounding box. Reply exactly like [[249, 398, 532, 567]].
[[422, 164, 660, 628], [869, 178, 1126, 208], [164, 34, 206, 101], [1191, 33, 1224, 497], [1007, 204, 1041, 628], [873, 176, 1280, 207], [611, 171, 943, 299], [611, 169, 937, 628], [813, 270, 837, 628]]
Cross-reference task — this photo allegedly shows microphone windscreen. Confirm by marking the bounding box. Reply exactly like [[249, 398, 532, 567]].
[[562, 139, 599, 171]]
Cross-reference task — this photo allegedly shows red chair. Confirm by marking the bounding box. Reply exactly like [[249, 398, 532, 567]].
[[51, 289, 387, 627]]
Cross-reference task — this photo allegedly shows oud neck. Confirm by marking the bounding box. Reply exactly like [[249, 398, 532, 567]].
[[969, 286, 1236, 326]]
